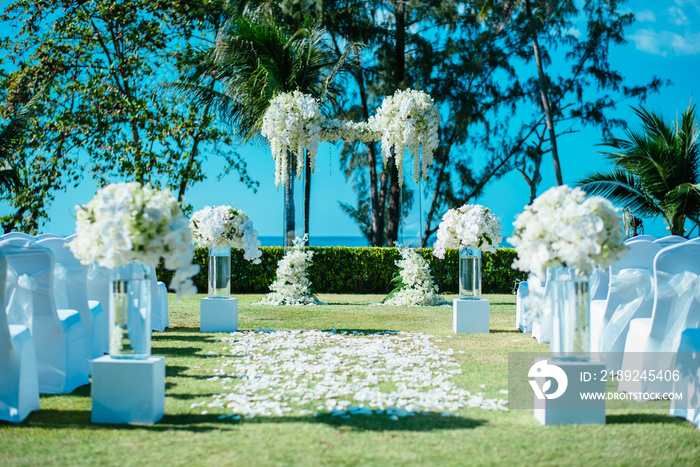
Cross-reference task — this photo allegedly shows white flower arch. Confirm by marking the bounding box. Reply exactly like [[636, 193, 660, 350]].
[[261, 89, 440, 188]]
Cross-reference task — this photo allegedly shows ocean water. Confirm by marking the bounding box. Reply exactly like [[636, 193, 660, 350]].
[[259, 236, 370, 247]]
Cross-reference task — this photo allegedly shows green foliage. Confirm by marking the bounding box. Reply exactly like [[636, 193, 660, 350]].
[[0, 0, 254, 232], [158, 246, 527, 294]]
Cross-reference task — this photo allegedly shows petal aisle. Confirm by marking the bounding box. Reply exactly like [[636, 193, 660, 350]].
[[191, 330, 508, 420]]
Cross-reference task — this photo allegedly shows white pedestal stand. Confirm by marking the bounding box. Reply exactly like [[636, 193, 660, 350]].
[[200, 297, 238, 333], [91, 356, 165, 425], [453, 298, 490, 334]]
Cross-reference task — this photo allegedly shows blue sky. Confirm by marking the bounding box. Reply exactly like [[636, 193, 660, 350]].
[[4, 0, 700, 244]]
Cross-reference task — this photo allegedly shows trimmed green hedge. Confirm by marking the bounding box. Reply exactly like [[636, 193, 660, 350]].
[[157, 247, 526, 295]]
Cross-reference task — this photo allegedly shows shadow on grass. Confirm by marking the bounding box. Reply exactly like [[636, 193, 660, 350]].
[[164, 365, 192, 378], [150, 412, 487, 433], [311, 412, 487, 432], [154, 335, 219, 343], [153, 346, 204, 359], [606, 413, 690, 425], [154, 326, 214, 337], [9, 410, 486, 433], [491, 301, 516, 306], [167, 392, 221, 400], [41, 384, 91, 399], [10, 410, 238, 432], [489, 330, 523, 334]]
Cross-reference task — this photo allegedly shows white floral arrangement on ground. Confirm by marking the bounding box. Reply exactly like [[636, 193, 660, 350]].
[[369, 88, 440, 186], [384, 246, 443, 306], [508, 185, 628, 279], [257, 235, 319, 306], [190, 205, 262, 264], [69, 182, 199, 298], [261, 91, 322, 188], [432, 204, 502, 259]]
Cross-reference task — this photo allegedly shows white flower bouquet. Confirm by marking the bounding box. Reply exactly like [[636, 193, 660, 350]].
[[258, 235, 319, 306], [432, 204, 502, 259], [69, 182, 199, 298], [261, 91, 323, 188], [508, 185, 628, 279], [384, 246, 443, 306], [369, 88, 440, 186], [190, 205, 262, 263]]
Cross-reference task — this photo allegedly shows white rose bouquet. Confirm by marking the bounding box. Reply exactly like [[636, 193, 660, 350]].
[[432, 204, 502, 259], [69, 182, 199, 298], [190, 205, 262, 264], [261, 91, 323, 188], [508, 185, 628, 279]]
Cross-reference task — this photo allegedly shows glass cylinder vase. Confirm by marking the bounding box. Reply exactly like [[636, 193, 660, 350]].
[[550, 266, 590, 359], [109, 263, 151, 359], [459, 248, 482, 299], [208, 246, 231, 298]]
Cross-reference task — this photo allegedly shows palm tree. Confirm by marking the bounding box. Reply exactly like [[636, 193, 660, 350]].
[[579, 103, 700, 236], [171, 9, 339, 246], [0, 92, 41, 196]]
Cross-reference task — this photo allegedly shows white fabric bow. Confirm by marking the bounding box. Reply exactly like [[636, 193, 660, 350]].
[[600, 268, 654, 353], [5, 267, 39, 333], [653, 270, 700, 352]]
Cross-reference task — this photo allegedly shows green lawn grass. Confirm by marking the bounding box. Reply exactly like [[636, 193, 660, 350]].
[[1, 294, 698, 466]]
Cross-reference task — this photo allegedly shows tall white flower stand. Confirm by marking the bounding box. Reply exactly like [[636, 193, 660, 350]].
[[200, 297, 238, 332], [533, 359, 606, 426], [453, 298, 490, 334], [91, 356, 165, 425]]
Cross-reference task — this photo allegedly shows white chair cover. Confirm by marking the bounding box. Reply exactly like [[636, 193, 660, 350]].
[[38, 237, 107, 360], [157, 281, 169, 331], [0, 232, 35, 242], [515, 281, 528, 331], [590, 241, 661, 359], [670, 328, 700, 430], [147, 265, 169, 332], [653, 235, 687, 247], [531, 270, 553, 343], [87, 263, 111, 354], [589, 267, 610, 303], [0, 239, 90, 394], [620, 242, 700, 395], [35, 233, 63, 240], [624, 234, 656, 244], [598, 268, 654, 353], [0, 250, 40, 423]]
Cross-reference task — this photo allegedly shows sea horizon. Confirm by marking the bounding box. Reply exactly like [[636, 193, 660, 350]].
[[259, 235, 370, 247]]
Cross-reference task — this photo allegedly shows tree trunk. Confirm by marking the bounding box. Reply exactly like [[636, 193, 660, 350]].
[[672, 215, 686, 237], [304, 151, 311, 246], [284, 151, 296, 247], [526, 0, 563, 186], [357, 74, 384, 246], [386, 1, 406, 246], [386, 160, 400, 246], [421, 156, 448, 247]]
